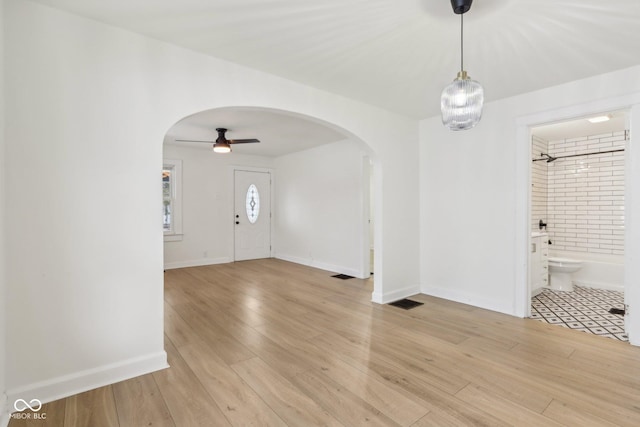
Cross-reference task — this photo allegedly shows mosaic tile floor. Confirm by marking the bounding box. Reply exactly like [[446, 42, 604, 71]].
[[530, 285, 627, 342]]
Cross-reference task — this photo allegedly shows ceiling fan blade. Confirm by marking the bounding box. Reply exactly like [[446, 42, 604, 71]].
[[175, 139, 214, 144], [228, 139, 260, 144]]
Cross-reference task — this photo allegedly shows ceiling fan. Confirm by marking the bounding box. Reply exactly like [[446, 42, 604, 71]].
[[176, 127, 260, 153]]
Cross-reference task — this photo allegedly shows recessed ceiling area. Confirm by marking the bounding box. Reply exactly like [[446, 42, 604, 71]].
[[30, 0, 640, 119], [532, 110, 627, 141], [165, 107, 349, 157]]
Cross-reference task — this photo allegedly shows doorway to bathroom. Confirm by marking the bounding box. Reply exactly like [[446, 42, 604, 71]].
[[528, 111, 629, 341]]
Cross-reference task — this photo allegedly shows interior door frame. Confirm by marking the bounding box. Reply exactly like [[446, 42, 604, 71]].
[[229, 165, 275, 261], [515, 94, 640, 346]]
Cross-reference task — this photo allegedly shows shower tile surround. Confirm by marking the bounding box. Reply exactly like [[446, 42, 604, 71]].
[[531, 135, 548, 232], [532, 131, 626, 256]]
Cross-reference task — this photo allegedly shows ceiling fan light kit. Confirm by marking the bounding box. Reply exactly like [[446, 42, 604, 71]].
[[213, 141, 232, 153], [176, 127, 260, 153], [441, 0, 484, 131]]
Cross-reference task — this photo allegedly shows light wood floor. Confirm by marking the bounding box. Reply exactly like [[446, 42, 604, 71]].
[[10, 258, 640, 426]]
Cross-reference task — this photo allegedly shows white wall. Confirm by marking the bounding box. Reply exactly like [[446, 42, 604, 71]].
[[274, 140, 367, 278], [163, 144, 274, 269], [420, 65, 640, 344], [4, 0, 419, 403], [0, 0, 7, 422]]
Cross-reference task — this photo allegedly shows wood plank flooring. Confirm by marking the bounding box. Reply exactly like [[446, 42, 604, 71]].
[[9, 259, 640, 426]]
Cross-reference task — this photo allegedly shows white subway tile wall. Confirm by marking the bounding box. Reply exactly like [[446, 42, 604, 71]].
[[531, 135, 549, 232], [546, 131, 626, 255]]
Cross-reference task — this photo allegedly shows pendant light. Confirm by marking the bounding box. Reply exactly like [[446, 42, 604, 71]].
[[441, 0, 484, 131]]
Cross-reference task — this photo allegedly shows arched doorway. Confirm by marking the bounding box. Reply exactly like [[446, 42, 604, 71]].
[[162, 106, 378, 284]]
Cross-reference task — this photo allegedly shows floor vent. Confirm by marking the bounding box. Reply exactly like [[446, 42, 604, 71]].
[[388, 299, 424, 310], [609, 307, 625, 315], [332, 274, 354, 280]]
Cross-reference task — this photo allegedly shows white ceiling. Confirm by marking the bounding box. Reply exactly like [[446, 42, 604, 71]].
[[532, 110, 627, 142], [31, 0, 640, 152], [164, 107, 348, 157], [31, 0, 640, 120]]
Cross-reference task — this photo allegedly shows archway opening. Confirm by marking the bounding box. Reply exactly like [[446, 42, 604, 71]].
[[162, 106, 379, 292]]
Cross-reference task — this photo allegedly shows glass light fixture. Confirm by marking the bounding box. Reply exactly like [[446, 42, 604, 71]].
[[213, 141, 231, 153], [441, 0, 484, 131]]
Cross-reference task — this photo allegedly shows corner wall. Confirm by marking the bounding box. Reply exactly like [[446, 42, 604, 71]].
[[274, 140, 368, 278], [4, 0, 420, 403], [420, 66, 640, 344]]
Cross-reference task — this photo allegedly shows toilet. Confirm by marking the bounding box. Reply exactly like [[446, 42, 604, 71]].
[[548, 257, 582, 291]]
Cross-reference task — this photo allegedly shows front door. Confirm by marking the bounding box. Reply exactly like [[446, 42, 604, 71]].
[[234, 170, 271, 261]]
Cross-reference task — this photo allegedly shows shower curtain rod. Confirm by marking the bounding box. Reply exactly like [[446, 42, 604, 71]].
[[532, 148, 624, 163]]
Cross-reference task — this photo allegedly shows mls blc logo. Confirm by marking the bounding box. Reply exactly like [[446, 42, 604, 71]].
[[14, 398, 42, 412], [11, 398, 47, 420]]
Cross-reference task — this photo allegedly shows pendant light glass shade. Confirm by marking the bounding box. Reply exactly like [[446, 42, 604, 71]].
[[440, 1, 484, 131], [441, 71, 484, 131]]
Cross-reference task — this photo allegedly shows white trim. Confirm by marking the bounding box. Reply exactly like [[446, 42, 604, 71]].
[[163, 159, 183, 238], [371, 284, 421, 305], [164, 257, 230, 270], [6, 352, 168, 411], [515, 123, 531, 318], [360, 155, 372, 280], [422, 285, 513, 316], [515, 92, 640, 345], [275, 254, 365, 279], [626, 104, 640, 346], [163, 233, 183, 242], [575, 281, 624, 293]]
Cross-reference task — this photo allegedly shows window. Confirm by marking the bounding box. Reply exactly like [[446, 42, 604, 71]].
[[163, 169, 172, 231], [163, 159, 183, 241], [245, 184, 260, 223]]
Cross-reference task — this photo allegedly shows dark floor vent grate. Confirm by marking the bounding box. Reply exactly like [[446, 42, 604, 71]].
[[331, 274, 355, 280], [388, 299, 424, 310]]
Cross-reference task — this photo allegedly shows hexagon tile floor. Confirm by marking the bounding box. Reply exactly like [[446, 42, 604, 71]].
[[530, 285, 627, 342]]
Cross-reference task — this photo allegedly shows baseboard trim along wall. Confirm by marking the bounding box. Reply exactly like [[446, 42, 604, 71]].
[[576, 281, 624, 293], [422, 285, 514, 316], [5, 351, 168, 414], [275, 254, 365, 279], [371, 285, 421, 305], [163, 257, 230, 270]]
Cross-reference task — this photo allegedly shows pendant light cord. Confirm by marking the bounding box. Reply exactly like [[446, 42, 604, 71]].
[[460, 13, 464, 72]]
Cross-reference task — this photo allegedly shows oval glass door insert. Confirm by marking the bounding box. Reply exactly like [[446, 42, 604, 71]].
[[245, 184, 260, 223]]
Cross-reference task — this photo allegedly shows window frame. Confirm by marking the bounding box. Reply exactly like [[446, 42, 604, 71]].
[[163, 159, 183, 242]]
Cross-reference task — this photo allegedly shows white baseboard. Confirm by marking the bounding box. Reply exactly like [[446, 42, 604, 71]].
[[421, 285, 514, 316], [275, 254, 364, 279], [575, 280, 624, 292], [164, 257, 230, 270], [371, 284, 421, 304], [6, 351, 168, 411]]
